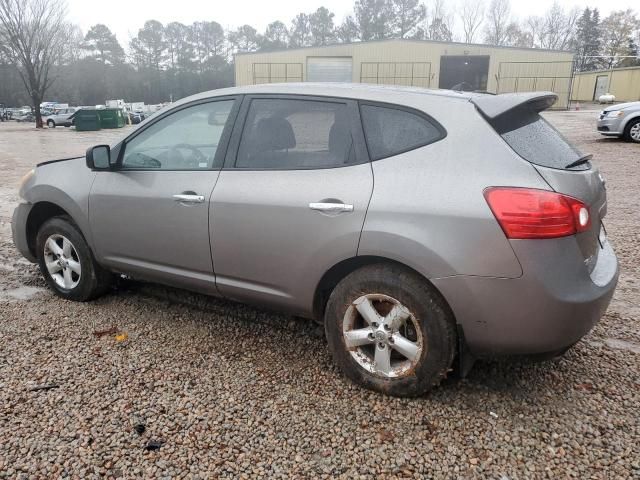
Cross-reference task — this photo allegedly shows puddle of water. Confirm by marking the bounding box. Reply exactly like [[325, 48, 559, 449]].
[[2, 286, 45, 300], [588, 338, 640, 354], [604, 338, 640, 354]]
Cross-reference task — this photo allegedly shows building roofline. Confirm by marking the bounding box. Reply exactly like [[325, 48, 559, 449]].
[[574, 65, 640, 75], [234, 37, 574, 57]]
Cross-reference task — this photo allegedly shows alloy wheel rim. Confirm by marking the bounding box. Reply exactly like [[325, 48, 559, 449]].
[[630, 123, 640, 141], [43, 234, 81, 289], [342, 293, 424, 378]]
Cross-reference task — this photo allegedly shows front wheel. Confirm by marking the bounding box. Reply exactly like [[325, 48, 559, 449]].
[[36, 216, 112, 301], [324, 263, 456, 397], [624, 118, 640, 143]]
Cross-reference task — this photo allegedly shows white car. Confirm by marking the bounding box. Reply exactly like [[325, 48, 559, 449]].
[[45, 108, 77, 128]]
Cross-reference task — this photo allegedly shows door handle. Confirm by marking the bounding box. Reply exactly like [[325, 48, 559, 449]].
[[309, 202, 354, 213], [173, 194, 205, 203]]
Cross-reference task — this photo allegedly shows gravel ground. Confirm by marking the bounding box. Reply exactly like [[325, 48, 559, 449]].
[[0, 114, 639, 479]]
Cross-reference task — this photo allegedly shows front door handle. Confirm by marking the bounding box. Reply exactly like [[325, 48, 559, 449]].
[[173, 193, 205, 203], [309, 202, 354, 213]]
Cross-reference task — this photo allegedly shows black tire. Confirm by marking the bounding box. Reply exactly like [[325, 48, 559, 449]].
[[623, 118, 640, 143], [324, 263, 456, 397], [36, 216, 112, 301], [47, 119, 55, 128]]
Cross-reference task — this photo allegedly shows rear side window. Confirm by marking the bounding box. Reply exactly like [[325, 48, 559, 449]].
[[360, 104, 444, 160], [236, 99, 355, 169], [491, 108, 587, 170]]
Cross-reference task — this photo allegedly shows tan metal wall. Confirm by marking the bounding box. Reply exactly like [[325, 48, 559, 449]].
[[571, 67, 640, 102], [234, 39, 574, 106]]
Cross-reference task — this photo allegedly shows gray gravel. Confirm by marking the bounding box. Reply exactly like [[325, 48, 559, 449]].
[[1, 113, 639, 478]]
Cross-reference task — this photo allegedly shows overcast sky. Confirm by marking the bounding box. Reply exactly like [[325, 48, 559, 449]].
[[67, 0, 636, 46]]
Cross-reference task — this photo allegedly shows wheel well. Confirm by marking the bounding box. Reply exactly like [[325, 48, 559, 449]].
[[625, 116, 640, 131], [26, 202, 69, 257], [313, 255, 472, 375], [312, 255, 454, 323]]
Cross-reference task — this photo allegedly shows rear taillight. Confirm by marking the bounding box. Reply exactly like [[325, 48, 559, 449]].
[[484, 187, 591, 239]]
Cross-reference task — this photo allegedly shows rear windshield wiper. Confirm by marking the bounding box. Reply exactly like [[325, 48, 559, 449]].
[[565, 154, 592, 169]]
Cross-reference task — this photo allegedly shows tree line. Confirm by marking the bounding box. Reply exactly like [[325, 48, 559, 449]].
[[1, 0, 639, 126]]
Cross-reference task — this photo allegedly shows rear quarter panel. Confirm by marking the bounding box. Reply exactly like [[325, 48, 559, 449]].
[[358, 96, 550, 279]]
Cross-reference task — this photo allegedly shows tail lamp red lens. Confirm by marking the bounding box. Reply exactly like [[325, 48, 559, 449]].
[[484, 187, 591, 239]]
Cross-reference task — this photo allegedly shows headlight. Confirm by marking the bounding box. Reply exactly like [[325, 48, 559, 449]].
[[19, 169, 35, 197], [605, 110, 624, 118]]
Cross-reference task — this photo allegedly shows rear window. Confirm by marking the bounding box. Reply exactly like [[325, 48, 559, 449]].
[[360, 104, 444, 160], [491, 108, 587, 170]]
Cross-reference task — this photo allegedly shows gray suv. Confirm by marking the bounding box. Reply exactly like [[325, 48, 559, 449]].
[[12, 84, 618, 396]]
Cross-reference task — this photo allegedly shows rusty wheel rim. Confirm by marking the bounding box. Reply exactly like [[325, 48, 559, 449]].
[[342, 293, 424, 379]]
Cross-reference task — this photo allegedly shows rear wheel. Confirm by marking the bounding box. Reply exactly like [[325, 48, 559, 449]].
[[324, 263, 456, 396], [624, 118, 640, 143], [36, 216, 112, 301], [47, 119, 55, 128]]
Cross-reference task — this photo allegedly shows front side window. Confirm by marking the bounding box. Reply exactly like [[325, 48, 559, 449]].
[[122, 100, 234, 170], [360, 104, 444, 160], [236, 98, 355, 169]]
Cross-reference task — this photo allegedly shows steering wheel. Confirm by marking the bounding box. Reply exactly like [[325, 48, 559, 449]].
[[169, 143, 207, 168]]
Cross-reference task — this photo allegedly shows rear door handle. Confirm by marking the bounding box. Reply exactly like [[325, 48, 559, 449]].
[[173, 194, 205, 203], [309, 202, 354, 213]]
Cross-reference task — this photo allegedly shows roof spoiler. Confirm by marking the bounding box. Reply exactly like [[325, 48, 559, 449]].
[[470, 92, 558, 119]]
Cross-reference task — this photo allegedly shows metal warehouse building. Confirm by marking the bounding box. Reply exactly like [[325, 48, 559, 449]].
[[571, 66, 640, 102], [235, 39, 575, 108]]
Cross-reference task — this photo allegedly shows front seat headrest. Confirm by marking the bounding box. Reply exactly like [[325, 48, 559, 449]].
[[254, 117, 296, 151]]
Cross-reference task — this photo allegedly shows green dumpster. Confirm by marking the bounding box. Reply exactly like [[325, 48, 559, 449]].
[[99, 108, 126, 129], [73, 109, 101, 131]]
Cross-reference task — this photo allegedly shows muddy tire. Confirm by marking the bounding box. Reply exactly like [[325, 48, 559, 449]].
[[36, 216, 112, 301], [324, 263, 456, 397]]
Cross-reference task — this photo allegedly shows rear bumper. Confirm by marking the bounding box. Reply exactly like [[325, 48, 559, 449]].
[[433, 236, 618, 356], [11, 202, 37, 263]]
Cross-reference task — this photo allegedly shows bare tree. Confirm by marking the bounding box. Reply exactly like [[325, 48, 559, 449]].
[[524, 15, 543, 47], [484, 0, 511, 46], [458, 0, 484, 43], [0, 0, 70, 127], [538, 2, 579, 50], [426, 0, 454, 41]]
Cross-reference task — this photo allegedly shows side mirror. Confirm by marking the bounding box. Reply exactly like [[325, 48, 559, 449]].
[[86, 145, 112, 170]]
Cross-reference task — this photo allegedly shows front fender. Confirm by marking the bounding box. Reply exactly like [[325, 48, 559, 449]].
[[22, 158, 96, 249], [621, 111, 640, 132]]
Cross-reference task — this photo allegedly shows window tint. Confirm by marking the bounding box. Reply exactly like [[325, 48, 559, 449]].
[[236, 99, 354, 169], [360, 104, 444, 160], [491, 108, 587, 170], [122, 100, 234, 170]]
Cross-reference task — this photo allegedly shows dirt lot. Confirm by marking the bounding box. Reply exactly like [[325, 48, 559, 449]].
[[0, 114, 639, 479]]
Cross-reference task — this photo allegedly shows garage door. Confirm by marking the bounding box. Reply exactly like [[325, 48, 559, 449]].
[[307, 57, 353, 83]]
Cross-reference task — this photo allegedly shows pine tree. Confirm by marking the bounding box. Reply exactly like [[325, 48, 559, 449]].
[[261, 21, 289, 51], [309, 7, 336, 46], [354, 0, 391, 41], [289, 14, 312, 48], [390, 0, 426, 39], [130, 20, 167, 70], [83, 24, 125, 65], [573, 8, 601, 72]]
